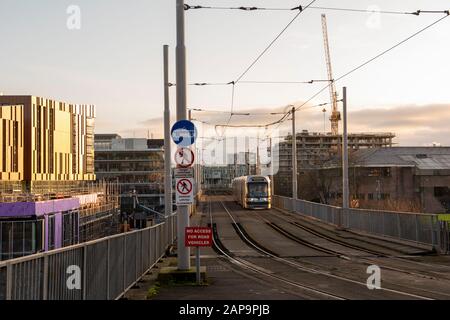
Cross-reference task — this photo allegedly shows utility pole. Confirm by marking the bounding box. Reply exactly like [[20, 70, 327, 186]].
[[292, 106, 297, 209], [188, 109, 198, 215], [342, 87, 349, 228], [256, 133, 261, 175], [245, 137, 250, 176], [176, 0, 190, 271], [234, 137, 238, 178], [163, 45, 172, 219]]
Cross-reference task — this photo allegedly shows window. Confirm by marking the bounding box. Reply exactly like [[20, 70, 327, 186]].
[[247, 183, 268, 197], [435, 187, 450, 198], [0, 220, 44, 261], [368, 193, 374, 200], [63, 211, 80, 247], [353, 194, 365, 200], [48, 215, 56, 251]]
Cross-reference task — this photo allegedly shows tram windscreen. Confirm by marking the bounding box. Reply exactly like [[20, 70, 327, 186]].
[[247, 183, 268, 197]]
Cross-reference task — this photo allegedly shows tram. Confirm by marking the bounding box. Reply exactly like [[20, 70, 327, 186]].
[[232, 176, 272, 210]]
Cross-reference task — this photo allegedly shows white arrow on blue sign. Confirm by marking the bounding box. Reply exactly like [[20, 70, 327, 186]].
[[171, 120, 197, 147]]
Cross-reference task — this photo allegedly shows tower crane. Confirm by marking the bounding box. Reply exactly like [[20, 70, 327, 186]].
[[321, 14, 341, 135]]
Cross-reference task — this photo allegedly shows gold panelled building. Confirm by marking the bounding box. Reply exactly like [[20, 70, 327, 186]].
[[0, 96, 95, 183]]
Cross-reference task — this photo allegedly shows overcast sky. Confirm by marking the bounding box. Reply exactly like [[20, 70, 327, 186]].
[[0, 0, 449, 145]]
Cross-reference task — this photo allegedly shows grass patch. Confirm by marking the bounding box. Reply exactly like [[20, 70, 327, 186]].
[[146, 282, 161, 300]]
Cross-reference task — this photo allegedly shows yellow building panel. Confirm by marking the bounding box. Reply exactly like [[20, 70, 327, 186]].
[[0, 97, 96, 183]]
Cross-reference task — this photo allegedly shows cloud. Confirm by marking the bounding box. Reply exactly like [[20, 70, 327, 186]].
[[125, 103, 450, 146], [347, 104, 450, 146]]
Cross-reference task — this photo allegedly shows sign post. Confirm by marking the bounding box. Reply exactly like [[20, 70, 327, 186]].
[[185, 227, 212, 284], [172, 119, 198, 271]]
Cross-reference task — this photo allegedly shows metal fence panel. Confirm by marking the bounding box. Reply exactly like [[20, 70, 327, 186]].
[[274, 195, 439, 248], [125, 233, 137, 289], [47, 248, 83, 300], [0, 214, 177, 300], [10, 258, 44, 300], [150, 228, 156, 267], [136, 232, 143, 278], [85, 241, 108, 300], [0, 266, 6, 300], [108, 236, 125, 300], [141, 229, 150, 273]]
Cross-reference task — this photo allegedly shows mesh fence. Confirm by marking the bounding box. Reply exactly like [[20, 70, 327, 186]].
[[273, 196, 440, 249], [0, 214, 177, 300]]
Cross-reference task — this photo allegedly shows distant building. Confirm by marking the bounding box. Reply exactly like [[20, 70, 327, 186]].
[[203, 152, 257, 192], [317, 147, 450, 213], [273, 130, 395, 197], [94, 135, 165, 212], [0, 96, 119, 261]]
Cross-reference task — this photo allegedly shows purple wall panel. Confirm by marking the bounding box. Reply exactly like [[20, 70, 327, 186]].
[[0, 198, 80, 218]]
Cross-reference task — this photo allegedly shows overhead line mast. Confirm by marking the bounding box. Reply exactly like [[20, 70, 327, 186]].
[[321, 14, 341, 135]]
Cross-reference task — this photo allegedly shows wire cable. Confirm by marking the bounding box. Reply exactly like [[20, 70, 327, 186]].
[[185, 4, 450, 16], [234, 0, 318, 84], [268, 12, 450, 131]]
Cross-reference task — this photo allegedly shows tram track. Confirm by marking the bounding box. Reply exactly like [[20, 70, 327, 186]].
[[207, 200, 346, 300], [257, 207, 450, 281], [218, 201, 450, 299], [215, 199, 433, 300]]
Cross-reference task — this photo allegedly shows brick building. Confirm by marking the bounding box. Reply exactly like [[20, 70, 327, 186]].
[[317, 147, 450, 213]]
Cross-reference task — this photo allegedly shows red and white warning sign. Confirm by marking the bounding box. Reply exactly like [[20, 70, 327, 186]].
[[174, 147, 195, 168], [176, 178, 194, 205], [185, 227, 213, 247]]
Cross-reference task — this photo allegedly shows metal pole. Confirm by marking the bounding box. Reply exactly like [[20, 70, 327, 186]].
[[188, 110, 196, 215], [176, 0, 190, 271], [292, 107, 297, 209], [342, 87, 349, 228], [256, 133, 261, 175], [245, 137, 250, 175], [163, 45, 172, 219], [234, 137, 238, 178], [196, 247, 201, 285]]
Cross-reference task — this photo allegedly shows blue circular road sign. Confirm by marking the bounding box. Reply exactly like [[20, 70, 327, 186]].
[[171, 120, 197, 147]]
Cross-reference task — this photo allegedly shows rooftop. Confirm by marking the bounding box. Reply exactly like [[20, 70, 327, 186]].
[[336, 147, 450, 169]]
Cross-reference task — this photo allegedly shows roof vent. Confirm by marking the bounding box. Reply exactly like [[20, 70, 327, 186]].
[[416, 154, 428, 159]]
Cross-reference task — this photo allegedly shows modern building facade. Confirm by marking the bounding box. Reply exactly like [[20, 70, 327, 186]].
[[0, 96, 95, 186], [273, 130, 395, 197], [94, 135, 165, 212], [0, 96, 119, 261]]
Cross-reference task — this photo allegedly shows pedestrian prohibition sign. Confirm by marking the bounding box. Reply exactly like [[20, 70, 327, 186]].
[[176, 178, 194, 205]]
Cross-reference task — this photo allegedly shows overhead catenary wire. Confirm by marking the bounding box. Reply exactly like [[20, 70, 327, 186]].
[[211, 100, 337, 129], [233, 0, 318, 84], [169, 79, 329, 86], [261, 12, 450, 132], [182, 5, 449, 137], [185, 3, 449, 16]]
